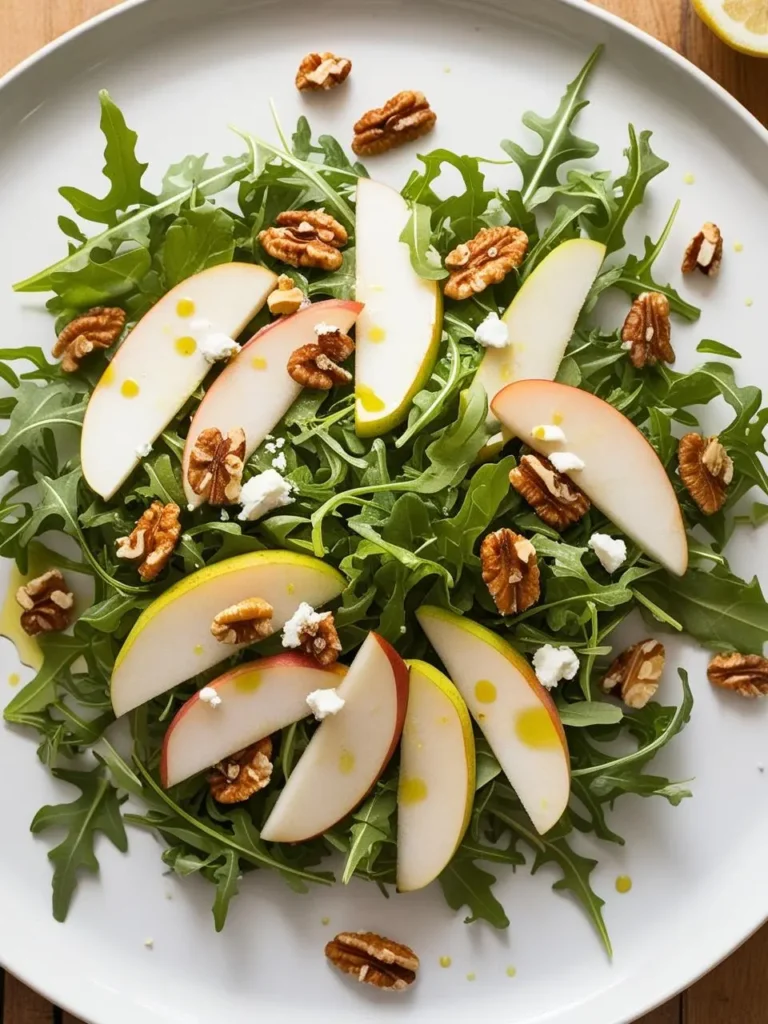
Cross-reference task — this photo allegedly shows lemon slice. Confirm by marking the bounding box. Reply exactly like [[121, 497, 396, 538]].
[[694, 0, 768, 56]]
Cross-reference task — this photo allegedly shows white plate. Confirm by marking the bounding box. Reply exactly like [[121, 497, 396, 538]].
[[1, 1, 767, 1022]]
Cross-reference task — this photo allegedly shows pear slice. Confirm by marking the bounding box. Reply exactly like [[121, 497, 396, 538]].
[[476, 238, 605, 424], [111, 550, 345, 717], [261, 632, 409, 843], [491, 379, 688, 575], [183, 298, 363, 508], [416, 606, 570, 835], [354, 177, 443, 437], [396, 660, 475, 892], [161, 653, 347, 787], [82, 262, 276, 499]]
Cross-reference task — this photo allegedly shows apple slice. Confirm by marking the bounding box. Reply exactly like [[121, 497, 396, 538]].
[[416, 606, 570, 835], [111, 550, 345, 717], [354, 177, 443, 437], [82, 263, 277, 499], [491, 379, 688, 576], [183, 299, 363, 508], [396, 660, 475, 893], [161, 653, 347, 787], [261, 632, 408, 843], [475, 238, 605, 425]]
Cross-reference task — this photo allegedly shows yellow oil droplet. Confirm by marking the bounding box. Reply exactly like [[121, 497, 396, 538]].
[[552, 412, 564, 425], [321, 916, 331, 926], [438, 715, 449, 725], [8, 673, 20, 687], [100, 363, 116, 388], [515, 706, 560, 749], [475, 679, 497, 704], [339, 749, 355, 775], [121, 379, 140, 398], [370, 284, 385, 292], [368, 325, 386, 344], [193, 644, 204, 656], [745, 297, 754, 307], [287, 582, 296, 595], [252, 355, 268, 370], [400, 777, 428, 805], [683, 172, 695, 185], [439, 956, 452, 968], [734, 241, 744, 253], [443, 65, 452, 74], [506, 966, 517, 978], [477, 712, 487, 722], [176, 298, 196, 318], [175, 336, 197, 357], [356, 383, 386, 413], [234, 670, 262, 693], [499, 361, 513, 383], [616, 875, 633, 894], [466, 972, 476, 982]]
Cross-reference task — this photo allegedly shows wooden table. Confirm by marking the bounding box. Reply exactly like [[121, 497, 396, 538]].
[[1, 0, 767, 1021]]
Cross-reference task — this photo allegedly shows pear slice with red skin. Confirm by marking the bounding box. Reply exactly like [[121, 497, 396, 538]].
[[260, 632, 409, 843], [160, 653, 347, 788], [491, 379, 688, 576]]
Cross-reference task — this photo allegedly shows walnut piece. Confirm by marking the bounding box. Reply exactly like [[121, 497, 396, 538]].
[[211, 597, 274, 645], [678, 433, 733, 515], [325, 931, 419, 991], [682, 222, 723, 277], [444, 226, 528, 301], [352, 91, 436, 157], [296, 51, 352, 91], [287, 328, 355, 390], [209, 738, 273, 803], [509, 454, 590, 531], [621, 292, 674, 368], [115, 502, 181, 581], [16, 569, 74, 636], [187, 427, 246, 506], [708, 653, 768, 698], [267, 274, 307, 316], [297, 610, 342, 666], [53, 306, 126, 373], [259, 210, 347, 271], [602, 639, 665, 709], [480, 529, 540, 616]]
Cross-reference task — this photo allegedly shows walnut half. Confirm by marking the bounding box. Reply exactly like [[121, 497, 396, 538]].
[[296, 51, 352, 91], [509, 454, 590, 531], [297, 610, 342, 666], [621, 292, 674, 368], [708, 653, 768, 698], [444, 226, 528, 301], [209, 738, 273, 803], [116, 502, 181, 581], [678, 433, 733, 515], [53, 306, 126, 373], [325, 931, 419, 991], [352, 91, 436, 157], [682, 222, 723, 277], [602, 639, 665, 709], [187, 427, 246, 506], [287, 328, 355, 390], [16, 570, 74, 636], [480, 529, 540, 616], [211, 597, 274, 645], [259, 210, 347, 271]]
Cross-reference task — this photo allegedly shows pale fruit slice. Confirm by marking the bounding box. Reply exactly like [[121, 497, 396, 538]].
[[355, 177, 442, 437], [396, 660, 475, 893], [261, 632, 409, 843], [694, 0, 768, 56], [183, 299, 363, 508], [82, 263, 276, 499], [416, 606, 570, 835], [161, 653, 347, 787], [491, 379, 688, 576], [476, 239, 605, 425], [111, 550, 345, 717]]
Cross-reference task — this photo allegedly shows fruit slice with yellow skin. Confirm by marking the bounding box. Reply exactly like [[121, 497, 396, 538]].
[[416, 605, 570, 835], [694, 0, 768, 56], [396, 660, 475, 892]]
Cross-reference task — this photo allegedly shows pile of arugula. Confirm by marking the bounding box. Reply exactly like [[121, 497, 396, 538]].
[[3, 46, 768, 955]]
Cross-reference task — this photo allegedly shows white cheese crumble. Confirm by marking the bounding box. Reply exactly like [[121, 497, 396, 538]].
[[532, 645, 580, 690], [306, 687, 346, 721], [549, 451, 585, 473], [588, 533, 627, 573], [532, 424, 567, 442], [199, 686, 222, 708], [238, 469, 294, 522], [474, 311, 509, 348], [272, 451, 287, 472], [314, 322, 338, 336], [200, 332, 240, 363], [220, 509, 230, 521], [282, 602, 329, 648], [135, 442, 153, 458]]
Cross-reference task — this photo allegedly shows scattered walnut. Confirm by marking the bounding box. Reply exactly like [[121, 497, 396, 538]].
[[621, 292, 674, 368], [509, 454, 590, 531], [602, 639, 665, 709], [210, 597, 274, 645], [287, 328, 355, 390], [187, 427, 246, 505], [682, 222, 723, 277], [259, 210, 347, 271], [115, 502, 181, 581], [296, 51, 352, 91], [480, 529, 540, 616], [16, 569, 74, 636], [708, 653, 768, 698], [444, 226, 528, 301], [352, 91, 436, 157], [678, 433, 733, 515], [209, 738, 273, 803], [52, 307, 126, 373], [267, 274, 307, 316], [325, 932, 419, 992], [296, 610, 342, 666]]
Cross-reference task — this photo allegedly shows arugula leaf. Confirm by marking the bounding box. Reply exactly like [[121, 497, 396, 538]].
[[402, 150, 494, 247], [0, 382, 86, 473], [161, 205, 236, 288], [438, 857, 510, 929], [399, 202, 448, 280], [340, 785, 397, 884], [211, 850, 241, 931], [50, 248, 151, 309], [697, 339, 741, 359], [558, 701, 623, 727], [308, 249, 356, 300], [4, 633, 93, 718]]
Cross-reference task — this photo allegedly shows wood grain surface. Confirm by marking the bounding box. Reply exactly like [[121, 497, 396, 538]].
[[0, 1, 766, 1022]]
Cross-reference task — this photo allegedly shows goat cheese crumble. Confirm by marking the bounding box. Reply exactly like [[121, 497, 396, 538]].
[[532, 424, 567, 442], [588, 533, 627, 573], [200, 332, 240, 363], [532, 645, 579, 689], [238, 470, 293, 522], [282, 602, 330, 648], [306, 687, 346, 721], [474, 311, 509, 348], [199, 686, 222, 708], [549, 451, 585, 473]]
